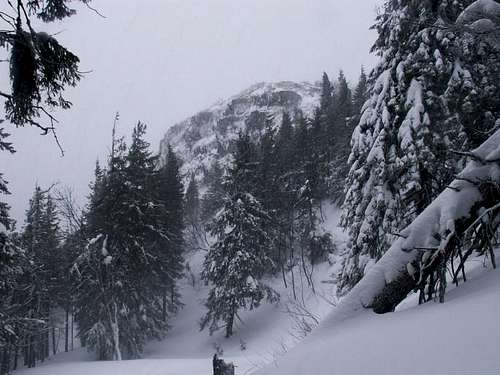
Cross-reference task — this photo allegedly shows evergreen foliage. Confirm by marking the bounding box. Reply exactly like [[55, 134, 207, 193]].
[[201, 134, 278, 338], [338, 0, 498, 294], [326, 71, 355, 202], [185, 174, 202, 250], [73, 123, 185, 360], [1, 0, 89, 131], [201, 161, 225, 224]]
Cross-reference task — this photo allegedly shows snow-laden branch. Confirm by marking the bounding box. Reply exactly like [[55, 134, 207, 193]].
[[327, 128, 500, 325]]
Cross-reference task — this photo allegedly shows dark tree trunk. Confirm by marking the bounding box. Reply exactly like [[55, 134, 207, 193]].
[[162, 294, 167, 322], [65, 307, 69, 352], [52, 327, 57, 355], [71, 306, 74, 351], [225, 312, 234, 338], [13, 344, 18, 370], [1, 344, 10, 375], [29, 335, 35, 368]]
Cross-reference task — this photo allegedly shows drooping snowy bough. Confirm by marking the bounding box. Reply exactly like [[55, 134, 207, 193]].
[[331, 128, 500, 321]]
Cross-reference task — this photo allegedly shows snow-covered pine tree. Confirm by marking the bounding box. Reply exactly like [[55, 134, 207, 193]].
[[185, 175, 200, 227], [320, 72, 334, 116], [334, 128, 500, 317], [38, 194, 60, 359], [201, 133, 278, 338], [184, 174, 202, 251], [273, 112, 301, 283], [309, 108, 329, 199], [0, 127, 31, 374], [292, 116, 333, 266], [0, 128, 19, 374], [351, 67, 369, 127], [21, 186, 59, 365], [256, 119, 279, 210], [333, 71, 353, 125], [201, 161, 225, 224], [339, 0, 483, 293], [0, 213, 26, 375], [156, 144, 185, 316], [276, 112, 294, 168], [74, 123, 185, 360], [447, 0, 500, 147], [119, 122, 181, 355], [0, 127, 15, 235], [74, 156, 124, 361], [316, 74, 335, 196], [328, 71, 354, 202]]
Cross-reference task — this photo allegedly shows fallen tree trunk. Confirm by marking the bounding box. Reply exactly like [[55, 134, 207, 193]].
[[328, 128, 500, 323]]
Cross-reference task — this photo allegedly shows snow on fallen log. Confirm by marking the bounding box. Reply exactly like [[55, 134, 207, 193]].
[[327, 128, 500, 325]]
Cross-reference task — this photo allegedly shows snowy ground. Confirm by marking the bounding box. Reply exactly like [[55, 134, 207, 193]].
[[256, 256, 500, 375], [14, 206, 499, 375], [14, 258, 338, 375]]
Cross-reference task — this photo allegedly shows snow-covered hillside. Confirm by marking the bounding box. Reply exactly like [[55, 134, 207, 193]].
[[255, 253, 500, 375], [14, 248, 500, 375], [159, 81, 321, 180], [14, 204, 345, 375]]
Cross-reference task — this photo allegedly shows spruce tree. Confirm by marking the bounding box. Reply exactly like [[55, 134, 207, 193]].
[[21, 186, 62, 365], [0, 127, 28, 374], [201, 161, 225, 224], [0, 215, 28, 375], [274, 113, 298, 277], [184, 174, 201, 250], [351, 67, 368, 126], [0, 127, 15, 232], [74, 123, 185, 360], [0, 139, 19, 373], [201, 134, 277, 338], [328, 71, 354, 202], [447, 0, 500, 147], [185, 175, 200, 227], [156, 144, 185, 314], [339, 0, 480, 293], [320, 72, 333, 114]]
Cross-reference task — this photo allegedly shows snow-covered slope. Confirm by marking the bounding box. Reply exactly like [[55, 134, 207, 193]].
[[12, 203, 500, 375], [159, 81, 321, 179], [255, 256, 500, 375], [15, 251, 500, 375], [13, 204, 344, 375]]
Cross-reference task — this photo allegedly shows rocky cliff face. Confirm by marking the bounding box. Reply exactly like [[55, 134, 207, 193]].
[[160, 81, 321, 182]]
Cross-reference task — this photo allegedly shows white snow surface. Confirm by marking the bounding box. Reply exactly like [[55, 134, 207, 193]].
[[255, 256, 500, 375]]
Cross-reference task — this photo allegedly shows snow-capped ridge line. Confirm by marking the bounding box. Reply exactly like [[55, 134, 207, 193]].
[[159, 80, 321, 181]]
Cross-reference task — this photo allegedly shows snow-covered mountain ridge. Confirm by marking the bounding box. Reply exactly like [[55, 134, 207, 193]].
[[159, 81, 321, 180]]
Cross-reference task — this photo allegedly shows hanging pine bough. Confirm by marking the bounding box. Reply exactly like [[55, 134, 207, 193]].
[[328, 128, 500, 321], [0, 0, 90, 140]]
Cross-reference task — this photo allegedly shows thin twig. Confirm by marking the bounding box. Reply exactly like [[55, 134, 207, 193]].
[[84, 2, 106, 18]]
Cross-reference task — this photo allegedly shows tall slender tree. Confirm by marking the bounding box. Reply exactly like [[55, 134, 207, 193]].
[[74, 123, 185, 360], [201, 134, 277, 338], [201, 161, 225, 224], [327, 71, 354, 202], [184, 174, 202, 251], [351, 67, 369, 125]]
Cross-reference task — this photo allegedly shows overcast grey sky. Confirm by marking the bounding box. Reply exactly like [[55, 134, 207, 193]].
[[2, 0, 382, 224]]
